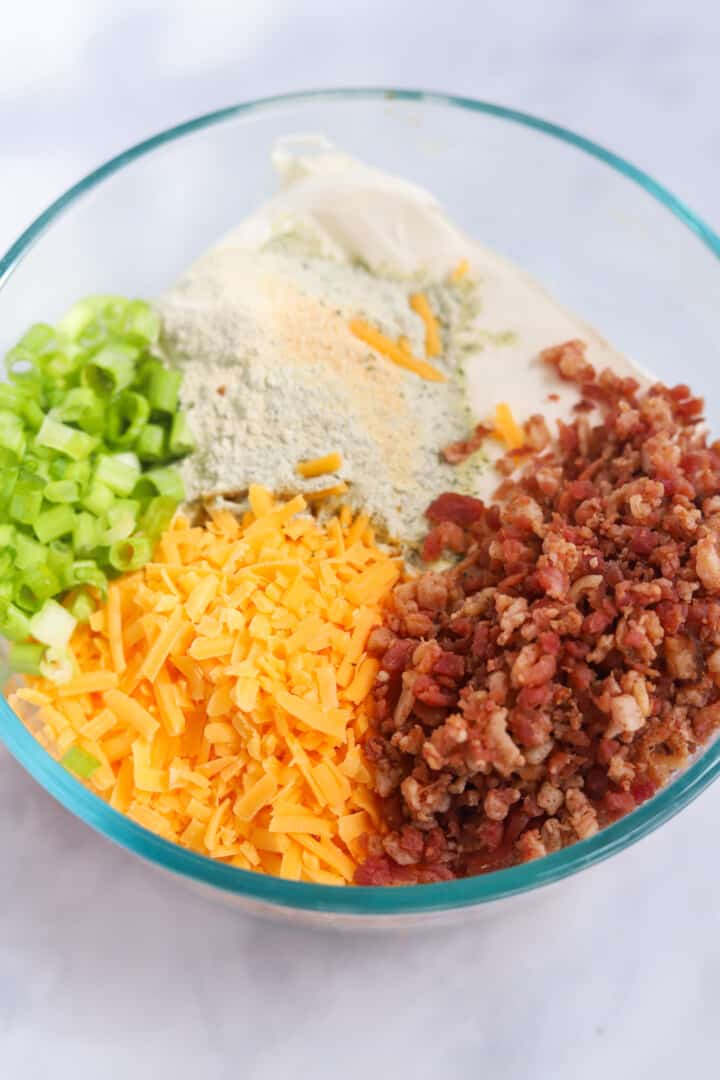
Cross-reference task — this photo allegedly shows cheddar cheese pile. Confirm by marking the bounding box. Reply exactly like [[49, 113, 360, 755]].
[[11, 487, 402, 883]]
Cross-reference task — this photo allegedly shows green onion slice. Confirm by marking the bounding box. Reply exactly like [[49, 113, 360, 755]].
[[61, 745, 101, 779]]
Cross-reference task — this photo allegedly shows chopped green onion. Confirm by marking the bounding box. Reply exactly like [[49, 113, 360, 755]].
[[9, 473, 44, 524], [35, 416, 98, 461], [61, 745, 101, 779], [14, 565, 62, 612], [18, 322, 56, 356], [53, 386, 98, 422], [141, 466, 185, 501], [81, 480, 114, 516], [145, 362, 182, 414], [0, 547, 13, 578], [82, 343, 137, 395], [134, 422, 166, 462], [0, 465, 19, 506], [14, 532, 46, 570], [13, 585, 42, 614], [109, 534, 153, 571], [0, 447, 20, 471], [96, 296, 126, 321], [94, 453, 140, 496], [64, 459, 92, 487], [0, 385, 24, 411], [57, 298, 100, 339], [28, 598, 77, 648], [0, 293, 195, 657], [45, 479, 80, 503], [19, 399, 45, 432], [0, 602, 32, 643], [67, 589, 95, 623], [106, 390, 150, 447], [102, 500, 139, 544], [49, 455, 69, 480], [8, 642, 45, 674], [39, 646, 75, 685], [47, 540, 74, 582], [66, 561, 107, 596], [141, 495, 178, 538], [110, 497, 140, 517], [44, 349, 82, 382], [115, 451, 141, 469], [73, 512, 99, 554], [120, 299, 160, 345], [0, 410, 26, 456], [168, 410, 195, 457], [53, 387, 105, 436], [23, 451, 51, 473], [5, 350, 42, 388], [34, 505, 75, 544]]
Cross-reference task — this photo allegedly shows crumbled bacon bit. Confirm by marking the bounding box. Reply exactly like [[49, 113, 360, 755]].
[[541, 339, 595, 382], [422, 520, 467, 562], [357, 341, 720, 884], [523, 414, 551, 452], [441, 423, 493, 464], [426, 492, 486, 527]]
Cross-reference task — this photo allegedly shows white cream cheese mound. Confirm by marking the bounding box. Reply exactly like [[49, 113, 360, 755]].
[[157, 136, 648, 545]]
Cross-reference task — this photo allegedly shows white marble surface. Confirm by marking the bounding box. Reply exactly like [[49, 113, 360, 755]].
[[2, 3, 720, 1077]]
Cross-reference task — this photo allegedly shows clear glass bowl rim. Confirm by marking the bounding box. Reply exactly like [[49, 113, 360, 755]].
[[1, 87, 719, 917]]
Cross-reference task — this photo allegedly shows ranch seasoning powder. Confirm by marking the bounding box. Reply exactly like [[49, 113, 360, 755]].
[[157, 245, 483, 546]]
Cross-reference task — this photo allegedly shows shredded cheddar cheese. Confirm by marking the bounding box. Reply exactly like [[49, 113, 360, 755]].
[[12, 489, 400, 884], [296, 452, 343, 479], [409, 293, 442, 358], [449, 258, 470, 283], [349, 318, 446, 383], [305, 482, 349, 503], [493, 403, 525, 451]]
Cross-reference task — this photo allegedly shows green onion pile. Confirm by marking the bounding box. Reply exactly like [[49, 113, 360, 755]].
[[0, 295, 194, 677]]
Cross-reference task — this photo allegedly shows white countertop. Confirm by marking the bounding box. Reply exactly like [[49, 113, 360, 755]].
[[2, 3, 719, 1077]]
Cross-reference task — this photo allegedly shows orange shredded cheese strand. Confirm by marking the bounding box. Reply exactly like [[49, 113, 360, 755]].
[[106, 584, 126, 674], [280, 842, 303, 880], [494, 403, 525, 450], [296, 452, 343, 479], [349, 318, 446, 382], [136, 604, 185, 684], [305, 482, 348, 503], [56, 671, 119, 697], [235, 773, 278, 821], [248, 483, 274, 517], [11, 489, 399, 884], [104, 688, 159, 740], [409, 292, 442, 358], [450, 258, 470, 282]]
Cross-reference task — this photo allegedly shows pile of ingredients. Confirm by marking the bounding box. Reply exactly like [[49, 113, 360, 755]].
[[4, 140, 720, 887]]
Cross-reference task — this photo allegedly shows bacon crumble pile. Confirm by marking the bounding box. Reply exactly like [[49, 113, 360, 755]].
[[357, 341, 720, 884]]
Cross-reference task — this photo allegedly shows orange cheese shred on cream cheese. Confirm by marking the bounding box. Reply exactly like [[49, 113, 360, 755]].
[[296, 452, 343, 479], [493, 402, 525, 451], [349, 318, 446, 383], [409, 292, 442, 359], [11, 489, 399, 884], [449, 258, 470, 283]]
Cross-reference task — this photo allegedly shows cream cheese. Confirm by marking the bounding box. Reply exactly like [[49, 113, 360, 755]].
[[158, 138, 650, 541]]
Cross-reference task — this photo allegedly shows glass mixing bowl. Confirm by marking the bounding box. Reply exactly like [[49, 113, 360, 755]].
[[1, 89, 719, 928]]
